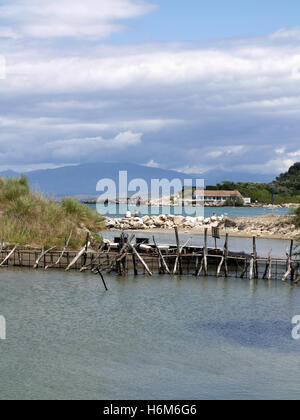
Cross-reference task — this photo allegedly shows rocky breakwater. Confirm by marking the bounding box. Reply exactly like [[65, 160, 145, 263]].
[[105, 214, 300, 240], [219, 215, 300, 240], [105, 214, 224, 231]]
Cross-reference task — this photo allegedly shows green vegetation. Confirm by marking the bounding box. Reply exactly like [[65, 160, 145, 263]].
[[223, 196, 245, 207], [207, 162, 300, 204], [0, 176, 105, 248]]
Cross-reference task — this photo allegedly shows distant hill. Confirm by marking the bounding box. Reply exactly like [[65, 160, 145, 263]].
[[273, 162, 300, 194], [0, 162, 274, 198]]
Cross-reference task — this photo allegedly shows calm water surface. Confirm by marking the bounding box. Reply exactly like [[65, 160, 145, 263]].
[[0, 265, 300, 400], [93, 204, 291, 219]]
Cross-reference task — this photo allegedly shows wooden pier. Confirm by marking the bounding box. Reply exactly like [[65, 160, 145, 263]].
[[0, 228, 299, 286]]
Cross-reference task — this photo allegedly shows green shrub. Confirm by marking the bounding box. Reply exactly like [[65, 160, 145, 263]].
[[6, 196, 36, 218], [4, 176, 30, 201], [224, 196, 244, 207], [0, 176, 105, 248]]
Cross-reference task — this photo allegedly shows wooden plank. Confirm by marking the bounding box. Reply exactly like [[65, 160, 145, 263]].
[[282, 241, 293, 282], [173, 238, 191, 275], [33, 246, 56, 269], [0, 244, 18, 267], [45, 231, 72, 270], [128, 243, 153, 276], [65, 242, 90, 271], [153, 236, 170, 275]]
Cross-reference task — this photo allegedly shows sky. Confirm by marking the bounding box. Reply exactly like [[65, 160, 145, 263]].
[[1, 0, 300, 178]]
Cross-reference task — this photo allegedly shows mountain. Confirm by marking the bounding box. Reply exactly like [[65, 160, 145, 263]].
[[0, 162, 274, 198]]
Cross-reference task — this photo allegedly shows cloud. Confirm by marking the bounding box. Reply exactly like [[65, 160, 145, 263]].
[[144, 159, 161, 168], [206, 145, 246, 159], [237, 158, 296, 175], [270, 27, 300, 41], [0, 0, 156, 40], [46, 131, 142, 159], [1, 15, 300, 177]]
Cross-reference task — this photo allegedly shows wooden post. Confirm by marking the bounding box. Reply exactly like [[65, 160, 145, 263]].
[[253, 237, 258, 279], [97, 268, 108, 291], [174, 226, 183, 275], [45, 231, 72, 270], [290, 240, 295, 282], [128, 243, 153, 276], [153, 236, 170, 274], [217, 234, 228, 278], [249, 256, 254, 281], [0, 244, 18, 267], [203, 228, 208, 276], [240, 258, 248, 279], [263, 250, 272, 280], [173, 238, 191, 275], [282, 241, 294, 282], [132, 253, 138, 275], [33, 246, 56, 269]]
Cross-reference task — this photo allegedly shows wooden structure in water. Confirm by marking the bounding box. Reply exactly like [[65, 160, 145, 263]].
[[0, 228, 299, 287]]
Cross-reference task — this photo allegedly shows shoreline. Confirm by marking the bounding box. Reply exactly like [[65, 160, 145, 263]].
[[104, 214, 300, 241], [104, 227, 292, 241]]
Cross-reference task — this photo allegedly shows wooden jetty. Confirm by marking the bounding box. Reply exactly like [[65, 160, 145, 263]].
[[0, 227, 299, 286]]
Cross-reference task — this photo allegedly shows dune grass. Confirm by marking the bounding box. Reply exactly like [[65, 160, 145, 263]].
[[0, 175, 105, 249]]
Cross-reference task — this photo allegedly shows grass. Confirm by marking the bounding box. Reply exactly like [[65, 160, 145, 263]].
[[0, 175, 105, 249]]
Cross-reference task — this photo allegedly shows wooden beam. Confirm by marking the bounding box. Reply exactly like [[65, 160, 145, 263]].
[[153, 236, 170, 275], [45, 231, 72, 270], [33, 246, 56, 269], [65, 242, 90, 271], [128, 243, 153, 276], [173, 238, 191, 275], [0, 244, 18, 267]]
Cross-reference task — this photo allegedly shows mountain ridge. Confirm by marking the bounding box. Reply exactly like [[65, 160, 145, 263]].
[[0, 162, 274, 198]]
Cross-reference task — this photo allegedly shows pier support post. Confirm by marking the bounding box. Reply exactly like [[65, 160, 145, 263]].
[[174, 226, 183, 275]]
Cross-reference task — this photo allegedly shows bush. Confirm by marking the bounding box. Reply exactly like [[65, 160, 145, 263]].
[[0, 176, 105, 248], [3, 175, 30, 201], [223, 196, 244, 207], [6, 196, 36, 218]]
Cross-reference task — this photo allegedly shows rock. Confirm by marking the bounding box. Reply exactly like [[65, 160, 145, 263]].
[[173, 215, 185, 225]]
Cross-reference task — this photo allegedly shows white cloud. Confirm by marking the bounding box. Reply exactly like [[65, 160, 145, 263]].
[[270, 27, 300, 41], [144, 160, 160, 168], [0, 0, 156, 40], [46, 131, 142, 159], [237, 158, 296, 175], [288, 150, 300, 158], [1, 19, 300, 177], [275, 147, 286, 155], [206, 145, 245, 159]]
